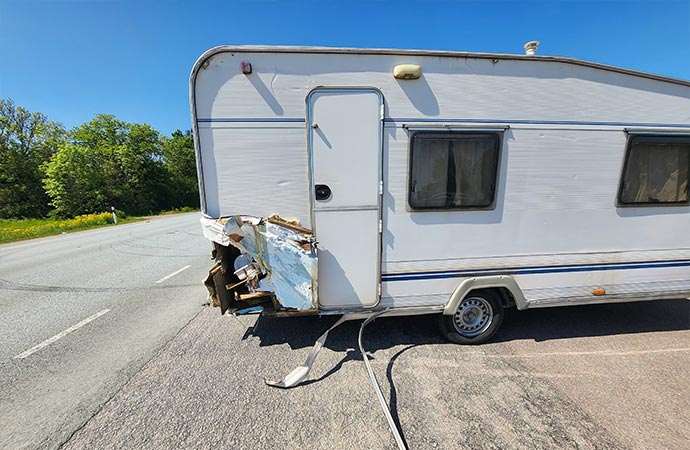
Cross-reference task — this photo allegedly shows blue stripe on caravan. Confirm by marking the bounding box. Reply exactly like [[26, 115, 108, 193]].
[[197, 118, 306, 123], [386, 258, 690, 278], [198, 118, 690, 128], [196, 118, 690, 127], [386, 118, 690, 128], [382, 259, 690, 282]]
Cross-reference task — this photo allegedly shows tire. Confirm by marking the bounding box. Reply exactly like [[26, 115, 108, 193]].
[[438, 289, 504, 344]]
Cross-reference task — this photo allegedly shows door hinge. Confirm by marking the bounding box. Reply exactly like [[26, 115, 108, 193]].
[[377, 283, 382, 297], [378, 180, 384, 195], [378, 220, 383, 233]]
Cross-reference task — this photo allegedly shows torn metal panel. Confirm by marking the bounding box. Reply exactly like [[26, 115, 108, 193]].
[[200, 215, 318, 312], [265, 315, 353, 388], [203, 263, 222, 308], [260, 221, 317, 311], [204, 260, 243, 315], [201, 217, 232, 246]]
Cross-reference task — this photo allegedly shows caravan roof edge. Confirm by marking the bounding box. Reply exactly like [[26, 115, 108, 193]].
[[190, 45, 690, 88]]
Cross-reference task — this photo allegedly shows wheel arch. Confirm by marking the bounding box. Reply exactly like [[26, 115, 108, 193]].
[[443, 275, 528, 315]]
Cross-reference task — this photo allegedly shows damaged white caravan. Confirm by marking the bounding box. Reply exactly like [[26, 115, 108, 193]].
[[191, 45, 690, 345]]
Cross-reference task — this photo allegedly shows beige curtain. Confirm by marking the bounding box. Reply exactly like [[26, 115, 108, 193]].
[[411, 139, 449, 207], [625, 143, 689, 203], [411, 136, 497, 208], [452, 139, 495, 206]]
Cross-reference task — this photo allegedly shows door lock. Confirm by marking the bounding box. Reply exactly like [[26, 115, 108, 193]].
[[314, 184, 332, 201]]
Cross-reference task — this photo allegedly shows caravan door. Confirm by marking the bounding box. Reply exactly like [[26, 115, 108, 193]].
[[307, 88, 383, 309]]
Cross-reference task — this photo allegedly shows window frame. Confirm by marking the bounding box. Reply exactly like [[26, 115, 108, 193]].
[[407, 131, 502, 211], [617, 134, 690, 207]]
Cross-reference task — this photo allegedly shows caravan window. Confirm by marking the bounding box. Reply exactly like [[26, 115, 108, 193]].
[[618, 136, 690, 206], [409, 132, 500, 209]]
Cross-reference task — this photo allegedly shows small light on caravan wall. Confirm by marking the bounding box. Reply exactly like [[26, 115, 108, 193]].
[[592, 289, 606, 296], [240, 61, 252, 75], [393, 64, 422, 80]]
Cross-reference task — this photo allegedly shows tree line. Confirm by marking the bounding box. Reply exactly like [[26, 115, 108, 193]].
[[0, 99, 199, 219]]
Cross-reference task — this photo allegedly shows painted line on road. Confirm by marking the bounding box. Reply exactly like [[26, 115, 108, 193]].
[[501, 347, 690, 358], [14, 309, 111, 359], [155, 265, 191, 284], [457, 347, 690, 359]]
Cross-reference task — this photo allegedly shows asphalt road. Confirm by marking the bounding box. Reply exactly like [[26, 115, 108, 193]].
[[63, 300, 690, 449], [0, 213, 210, 450], [2, 215, 689, 449]]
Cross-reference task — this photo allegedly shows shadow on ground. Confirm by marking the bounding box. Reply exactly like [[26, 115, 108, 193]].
[[229, 299, 688, 448], [243, 298, 690, 351], [496, 298, 690, 343]]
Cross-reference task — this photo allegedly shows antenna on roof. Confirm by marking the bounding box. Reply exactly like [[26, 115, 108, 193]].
[[524, 40, 540, 55]]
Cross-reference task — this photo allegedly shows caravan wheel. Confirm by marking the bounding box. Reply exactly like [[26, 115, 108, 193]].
[[439, 290, 503, 344]]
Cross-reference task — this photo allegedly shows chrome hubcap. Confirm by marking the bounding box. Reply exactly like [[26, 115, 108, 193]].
[[453, 297, 493, 337]]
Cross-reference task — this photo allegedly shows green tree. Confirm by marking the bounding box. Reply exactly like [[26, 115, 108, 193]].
[[0, 99, 65, 218], [44, 114, 167, 217], [42, 143, 105, 216], [161, 129, 199, 209]]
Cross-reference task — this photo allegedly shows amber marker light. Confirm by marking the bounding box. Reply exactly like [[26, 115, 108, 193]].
[[592, 289, 606, 296]]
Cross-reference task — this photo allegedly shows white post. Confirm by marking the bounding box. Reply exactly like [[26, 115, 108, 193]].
[[111, 206, 118, 224]]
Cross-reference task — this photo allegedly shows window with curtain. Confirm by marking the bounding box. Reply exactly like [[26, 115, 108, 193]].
[[619, 136, 690, 205], [409, 133, 500, 209]]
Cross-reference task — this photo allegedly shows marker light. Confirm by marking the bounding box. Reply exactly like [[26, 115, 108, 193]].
[[592, 289, 606, 296], [393, 64, 422, 80], [240, 61, 252, 75]]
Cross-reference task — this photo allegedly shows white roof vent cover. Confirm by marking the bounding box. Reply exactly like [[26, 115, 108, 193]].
[[524, 40, 540, 55]]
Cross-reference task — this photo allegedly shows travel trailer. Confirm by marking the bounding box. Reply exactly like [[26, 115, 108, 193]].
[[191, 45, 690, 346]]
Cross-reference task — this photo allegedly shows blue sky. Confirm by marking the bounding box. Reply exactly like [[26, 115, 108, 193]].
[[1, 0, 688, 135]]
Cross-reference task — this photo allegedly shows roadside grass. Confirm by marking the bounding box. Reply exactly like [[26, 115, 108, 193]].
[[0, 208, 199, 244], [157, 206, 199, 215], [0, 213, 138, 244]]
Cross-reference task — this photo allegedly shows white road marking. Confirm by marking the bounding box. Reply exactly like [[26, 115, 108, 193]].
[[155, 265, 191, 284], [457, 347, 690, 359], [501, 347, 690, 358], [14, 309, 111, 359]]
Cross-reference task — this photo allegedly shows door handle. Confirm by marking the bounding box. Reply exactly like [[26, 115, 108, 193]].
[[315, 184, 332, 201]]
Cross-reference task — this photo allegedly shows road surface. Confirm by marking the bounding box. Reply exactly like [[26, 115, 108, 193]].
[[59, 300, 690, 450], [0, 213, 209, 450], [1, 213, 689, 449]]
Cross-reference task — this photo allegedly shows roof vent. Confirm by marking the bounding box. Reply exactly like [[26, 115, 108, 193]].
[[524, 40, 540, 55]]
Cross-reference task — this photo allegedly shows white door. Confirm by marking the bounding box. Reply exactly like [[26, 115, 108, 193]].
[[307, 88, 383, 309]]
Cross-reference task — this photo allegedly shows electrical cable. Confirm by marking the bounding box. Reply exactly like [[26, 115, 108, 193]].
[[358, 310, 408, 450]]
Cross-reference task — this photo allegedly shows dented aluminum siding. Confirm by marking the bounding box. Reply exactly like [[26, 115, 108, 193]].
[[201, 216, 317, 311]]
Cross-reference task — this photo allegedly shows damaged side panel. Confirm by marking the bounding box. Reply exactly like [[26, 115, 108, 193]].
[[201, 215, 318, 315]]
